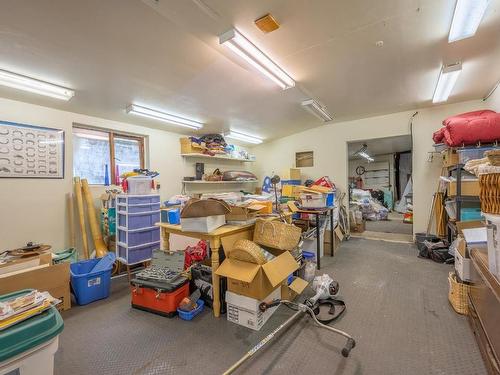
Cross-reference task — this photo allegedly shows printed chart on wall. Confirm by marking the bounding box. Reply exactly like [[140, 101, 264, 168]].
[[0, 120, 65, 179]]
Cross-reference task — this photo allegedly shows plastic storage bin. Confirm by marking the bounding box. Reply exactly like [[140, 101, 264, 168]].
[[457, 147, 496, 164], [0, 289, 63, 375], [117, 226, 160, 247], [131, 278, 189, 317], [117, 194, 160, 205], [300, 192, 327, 208], [127, 176, 152, 195], [118, 211, 161, 230], [177, 300, 205, 321], [70, 258, 113, 305], [117, 241, 159, 265], [444, 200, 481, 221], [117, 202, 160, 213]]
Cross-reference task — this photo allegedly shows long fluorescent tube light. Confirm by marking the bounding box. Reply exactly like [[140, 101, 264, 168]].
[[448, 0, 489, 43], [301, 99, 333, 122], [224, 130, 263, 144], [358, 151, 374, 162], [219, 29, 295, 90], [432, 62, 462, 103], [126, 104, 203, 130], [0, 69, 74, 100]]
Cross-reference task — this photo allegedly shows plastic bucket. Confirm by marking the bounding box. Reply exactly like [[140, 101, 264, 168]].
[[70, 258, 113, 305]]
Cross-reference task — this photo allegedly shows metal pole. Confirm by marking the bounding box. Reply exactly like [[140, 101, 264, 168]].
[[316, 213, 321, 270], [223, 310, 303, 375]]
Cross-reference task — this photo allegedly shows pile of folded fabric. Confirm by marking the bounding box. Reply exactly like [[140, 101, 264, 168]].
[[433, 110, 500, 147], [198, 134, 227, 155]]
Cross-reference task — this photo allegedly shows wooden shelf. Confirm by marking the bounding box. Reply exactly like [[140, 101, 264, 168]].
[[181, 153, 255, 162], [182, 180, 259, 184]]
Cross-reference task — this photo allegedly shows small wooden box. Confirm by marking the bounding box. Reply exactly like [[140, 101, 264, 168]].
[[180, 137, 205, 154], [442, 149, 459, 167]]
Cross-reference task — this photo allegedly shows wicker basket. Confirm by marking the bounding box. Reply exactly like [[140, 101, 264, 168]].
[[485, 149, 500, 166], [479, 173, 500, 214], [229, 239, 267, 264], [253, 219, 302, 251], [448, 272, 470, 315]]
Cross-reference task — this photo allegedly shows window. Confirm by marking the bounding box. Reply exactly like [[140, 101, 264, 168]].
[[73, 126, 145, 184], [296, 151, 314, 167]]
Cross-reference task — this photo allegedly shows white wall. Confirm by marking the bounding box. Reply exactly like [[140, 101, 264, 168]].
[[252, 100, 488, 234], [485, 85, 500, 111], [0, 98, 192, 252]]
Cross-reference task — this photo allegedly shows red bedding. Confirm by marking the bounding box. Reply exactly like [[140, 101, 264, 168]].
[[435, 110, 500, 147]]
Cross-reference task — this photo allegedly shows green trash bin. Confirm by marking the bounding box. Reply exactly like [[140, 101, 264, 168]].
[[0, 289, 64, 374], [53, 247, 77, 264]]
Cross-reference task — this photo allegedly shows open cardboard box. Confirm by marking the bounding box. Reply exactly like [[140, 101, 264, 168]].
[[216, 250, 301, 300], [281, 277, 309, 301], [0, 253, 71, 311], [226, 203, 264, 221]]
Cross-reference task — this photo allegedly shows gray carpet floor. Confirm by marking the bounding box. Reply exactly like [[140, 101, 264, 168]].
[[365, 214, 413, 235], [55, 238, 486, 375]]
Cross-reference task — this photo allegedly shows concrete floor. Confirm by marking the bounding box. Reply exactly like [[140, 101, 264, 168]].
[[55, 238, 486, 375], [365, 212, 413, 235]]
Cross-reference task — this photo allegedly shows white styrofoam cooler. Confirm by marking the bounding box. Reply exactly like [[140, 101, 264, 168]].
[[454, 250, 471, 282], [181, 215, 226, 233], [0, 337, 58, 375], [226, 287, 281, 331], [484, 213, 500, 280]]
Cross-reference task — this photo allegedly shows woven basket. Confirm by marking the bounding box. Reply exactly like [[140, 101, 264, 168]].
[[479, 173, 500, 214], [229, 239, 267, 264], [253, 219, 302, 251], [448, 272, 470, 315]]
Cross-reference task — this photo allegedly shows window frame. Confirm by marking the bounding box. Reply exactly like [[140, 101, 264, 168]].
[[73, 125, 145, 185]]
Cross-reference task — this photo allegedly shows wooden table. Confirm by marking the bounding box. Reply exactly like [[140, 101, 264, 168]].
[[290, 206, 335, 270], [155, 222, 255, 317]]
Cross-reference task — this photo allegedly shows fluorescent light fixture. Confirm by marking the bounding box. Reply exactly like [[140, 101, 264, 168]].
[[219, 28, 295, 90], [0, 69, 74, 100], [126, 104, 203, 130], [358, 151, 374, 162], [448, 0, 489, 43], [224, 130, 263, 144], [432, 62, 462, 103], [301, 99, 333, 122]]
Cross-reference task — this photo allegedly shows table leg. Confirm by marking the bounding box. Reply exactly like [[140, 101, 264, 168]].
[[161, 228, 170, 252], [210, 237, 221, 318], [330, 209, 334, 256], [316, 213, 321, 270]]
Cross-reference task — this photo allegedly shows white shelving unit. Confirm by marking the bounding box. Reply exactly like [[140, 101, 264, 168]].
[[181, 153, 255, 162]]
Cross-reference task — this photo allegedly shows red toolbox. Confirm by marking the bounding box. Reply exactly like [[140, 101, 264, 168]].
[[131, 277, 189, 317]]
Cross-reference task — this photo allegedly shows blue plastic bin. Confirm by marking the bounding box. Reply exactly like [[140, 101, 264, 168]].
[[326, 192, 335, 207], [177, 300, 204, 321], [70, 258, 113, 305], [281, 179, 301, 186], [118, 211, 161, 230], [168, 208, 181, 225], [117, 195, 160, 205], [117, 226, 160, 247]]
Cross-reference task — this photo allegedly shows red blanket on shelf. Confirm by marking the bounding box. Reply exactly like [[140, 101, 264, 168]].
[[433, 110, 500, 147]]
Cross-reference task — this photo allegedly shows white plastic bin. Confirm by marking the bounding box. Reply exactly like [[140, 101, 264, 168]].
[[0, 337, 59, 375], [127, 176, 152, 195]]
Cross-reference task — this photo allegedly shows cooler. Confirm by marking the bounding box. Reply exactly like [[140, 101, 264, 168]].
[[0, 290, 64, 375], [130, 277, 189, 317]]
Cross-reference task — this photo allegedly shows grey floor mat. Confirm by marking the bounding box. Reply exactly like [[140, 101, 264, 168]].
[[55, 238, 486, 375]]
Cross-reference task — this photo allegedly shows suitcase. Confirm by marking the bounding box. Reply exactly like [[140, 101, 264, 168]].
[[130, 277, 189, 317]]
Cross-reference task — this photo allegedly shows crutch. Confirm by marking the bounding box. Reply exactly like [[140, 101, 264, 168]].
[[223, 300, 356, 375]]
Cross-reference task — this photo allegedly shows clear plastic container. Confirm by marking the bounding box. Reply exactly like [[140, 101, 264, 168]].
[[127, 176, 152, 195], [302, 251, 316, 282]]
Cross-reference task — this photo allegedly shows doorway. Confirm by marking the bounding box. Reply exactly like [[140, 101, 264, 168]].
[[347, 135, 413, 242]]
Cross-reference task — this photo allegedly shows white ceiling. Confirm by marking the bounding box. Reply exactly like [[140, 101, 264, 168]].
[[0, 0, 499, 141], [348, 135, 412, 158]]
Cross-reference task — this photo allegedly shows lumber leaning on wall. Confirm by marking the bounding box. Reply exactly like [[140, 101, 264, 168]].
[[81, 179, 108, 257], [74, 177, 89, 259]]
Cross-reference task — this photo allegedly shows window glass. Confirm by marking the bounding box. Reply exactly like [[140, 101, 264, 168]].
[[73, 128, 110, 184], [114, 137, 141, 176]]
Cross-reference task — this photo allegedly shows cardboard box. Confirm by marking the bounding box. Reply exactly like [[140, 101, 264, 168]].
[[216, 251, 299, 300], [225, 205, 261, 222], [455, 248, 471, 282], [181, 214, 226, 233], [281, 277, 308, 302], [282, 184, 305, 198], [351, 220, 366, 233], [179, 137, 205, 154], [324, 227, 343, 254], [282, 168, 301, 180], [442, 149, 459, 167], [456, 220, 484, 235], [0, 255, 71, 311], [448, 180, 480, 196]]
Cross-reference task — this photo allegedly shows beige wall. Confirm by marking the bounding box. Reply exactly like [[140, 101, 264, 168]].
[[0, 97, 252, 252], [485, 85, 500, 111], [252, 100, 490, 235]]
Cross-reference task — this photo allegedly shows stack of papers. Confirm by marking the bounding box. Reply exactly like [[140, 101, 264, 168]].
[[0, 290, 60, 331]]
